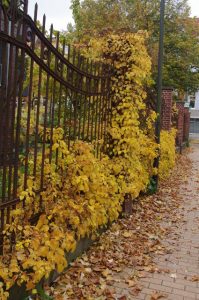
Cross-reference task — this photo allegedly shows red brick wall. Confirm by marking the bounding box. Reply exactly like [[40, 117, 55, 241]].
[[161, 88, 173, 131], [159, 90, 190, 147]]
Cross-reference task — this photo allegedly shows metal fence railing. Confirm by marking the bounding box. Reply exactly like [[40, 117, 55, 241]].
[[0, 0, 112, 254]]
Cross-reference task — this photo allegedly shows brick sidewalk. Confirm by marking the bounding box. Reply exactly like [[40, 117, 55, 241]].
[[113, 144, 199, 300]]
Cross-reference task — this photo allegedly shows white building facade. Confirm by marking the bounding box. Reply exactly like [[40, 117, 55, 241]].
[[187, 92, 199, 134]]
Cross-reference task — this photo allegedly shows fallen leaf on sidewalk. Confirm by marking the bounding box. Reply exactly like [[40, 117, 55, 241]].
[[130, 285, 142, 296], [102, 268, 112, 277], [44, 152, 193, 300], [118, 296, 127, 300], [122, 231, 132, 238], [125, 279, 136, 287], [191, 275, 199, 281], [150, 291, 168, 299]]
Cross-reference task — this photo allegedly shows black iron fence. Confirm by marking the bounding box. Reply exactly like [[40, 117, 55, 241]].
[[0, 0, 112, 253]]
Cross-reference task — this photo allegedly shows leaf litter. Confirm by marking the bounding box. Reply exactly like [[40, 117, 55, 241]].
[[44, 151, 192, 299]]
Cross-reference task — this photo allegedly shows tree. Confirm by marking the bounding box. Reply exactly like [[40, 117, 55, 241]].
[[70, 0, 130, 38], [68, 0, 199, 95], [162, 17, 199, 94]]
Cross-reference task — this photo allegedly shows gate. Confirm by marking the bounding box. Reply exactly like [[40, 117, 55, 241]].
[[0, 0, 112, 253]]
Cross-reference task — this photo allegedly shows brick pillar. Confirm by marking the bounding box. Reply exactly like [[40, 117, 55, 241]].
[[183, 107, 190, 143], [161, 88, 173, 131], [176, 102, 185, 149]]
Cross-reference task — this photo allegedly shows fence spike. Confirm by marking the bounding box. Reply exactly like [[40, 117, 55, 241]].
[[42, 14, 46, 33], [34, 3, 38, 22], [24, 0, 28, 14], [50, 24, 53, 40], [68, 44, 70, 61]]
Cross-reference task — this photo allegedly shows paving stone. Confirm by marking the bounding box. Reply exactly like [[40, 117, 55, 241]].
[[113, 144, 199, 300]]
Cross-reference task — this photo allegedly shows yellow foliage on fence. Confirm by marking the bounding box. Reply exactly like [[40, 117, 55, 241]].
[[0, 32, 177, 299], [1, 134, 123, 296], [159, 129, 177, 180], [102, 33, 158, 198]]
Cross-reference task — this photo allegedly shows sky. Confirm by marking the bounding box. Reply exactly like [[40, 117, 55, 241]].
[[28, 0, 199, 32], [28, 0, 73, 31], [189, 0, 199, 17]]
